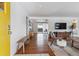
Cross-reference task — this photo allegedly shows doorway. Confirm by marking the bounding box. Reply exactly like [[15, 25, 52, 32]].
[[37, 22, 48, 34]]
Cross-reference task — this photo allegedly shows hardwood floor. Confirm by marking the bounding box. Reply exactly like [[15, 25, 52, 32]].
[[16, 33, 54, 55]]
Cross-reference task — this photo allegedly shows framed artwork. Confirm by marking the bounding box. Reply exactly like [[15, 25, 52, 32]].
[[0, 2, 10, 14], [0, 2, 4, 12]]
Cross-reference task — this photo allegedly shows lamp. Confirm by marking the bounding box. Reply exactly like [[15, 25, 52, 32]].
[[71, 19, 77, 29], [70, 19, 77, 37]]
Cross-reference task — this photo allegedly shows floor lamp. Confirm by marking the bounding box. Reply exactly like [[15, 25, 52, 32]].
[[70, 19, 77, 38]]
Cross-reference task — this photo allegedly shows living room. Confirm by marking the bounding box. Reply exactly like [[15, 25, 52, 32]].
[[25, 17, 79, 56], [9, 2, 79, 56]]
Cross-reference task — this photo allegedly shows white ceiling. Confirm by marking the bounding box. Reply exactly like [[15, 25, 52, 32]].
[[17, 2, 79, 17]]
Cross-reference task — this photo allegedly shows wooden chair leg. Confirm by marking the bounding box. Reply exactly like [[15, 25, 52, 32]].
[[23, 43, 25, 54]]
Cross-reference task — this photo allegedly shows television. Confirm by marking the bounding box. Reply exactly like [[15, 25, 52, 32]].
[[55, 23, 67, 29]]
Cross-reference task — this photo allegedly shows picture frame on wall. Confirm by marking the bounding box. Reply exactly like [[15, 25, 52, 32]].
[[0, 2, 4, 12]]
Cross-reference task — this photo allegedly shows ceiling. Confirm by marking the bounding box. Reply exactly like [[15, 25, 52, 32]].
[[16, 2, 79, 17]]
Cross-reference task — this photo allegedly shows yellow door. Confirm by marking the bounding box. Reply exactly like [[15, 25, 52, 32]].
[[0, 2, 10, 56]]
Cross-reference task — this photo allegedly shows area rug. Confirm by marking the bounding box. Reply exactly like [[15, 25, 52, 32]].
[[48, 42, 79, 56]]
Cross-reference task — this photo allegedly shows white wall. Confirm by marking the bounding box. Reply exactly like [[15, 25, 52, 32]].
[[29, 17, 79, 36], [48, 17, 79, 32], [10, 3, 28, 55]]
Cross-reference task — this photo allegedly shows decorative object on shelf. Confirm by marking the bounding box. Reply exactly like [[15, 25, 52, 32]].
[[28, 19, 32, 32], [26, 16, 29, 35], [29, 20, 31, 26]]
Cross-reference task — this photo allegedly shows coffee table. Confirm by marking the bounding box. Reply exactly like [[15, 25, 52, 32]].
[[56, 39, 67, 47]]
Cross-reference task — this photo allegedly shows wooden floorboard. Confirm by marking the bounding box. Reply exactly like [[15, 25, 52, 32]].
[[16, 33, 54, 55]]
